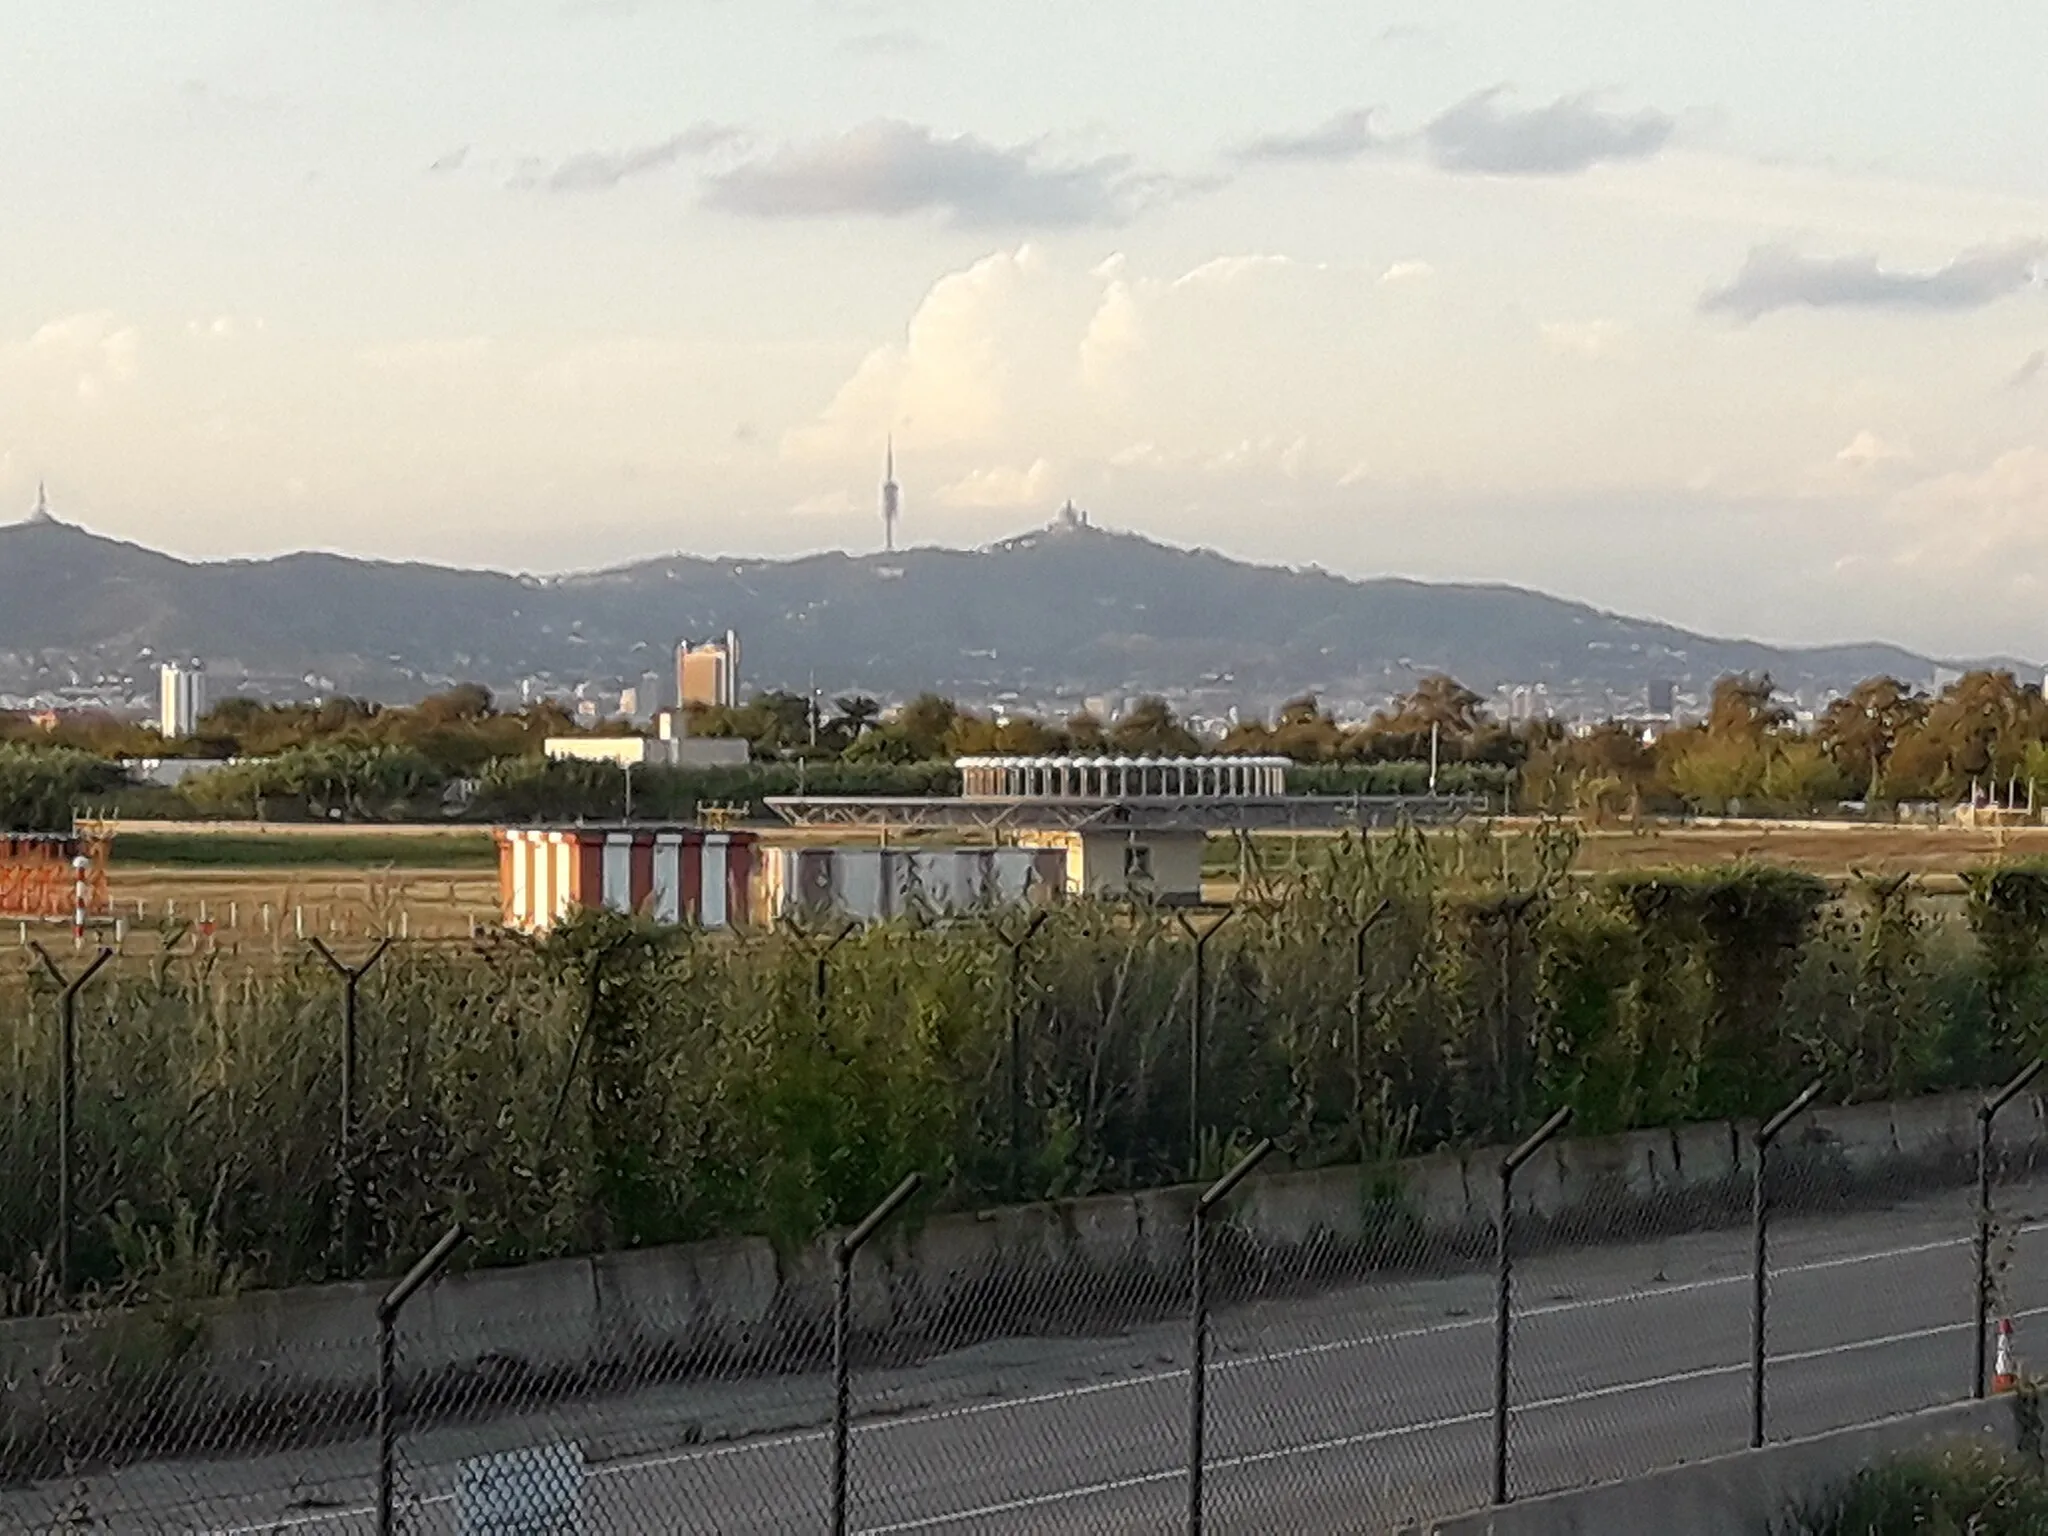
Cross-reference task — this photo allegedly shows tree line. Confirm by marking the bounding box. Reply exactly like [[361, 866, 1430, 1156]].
[[3, 668, 2046, 828], [1526, 671, 2048, 819]]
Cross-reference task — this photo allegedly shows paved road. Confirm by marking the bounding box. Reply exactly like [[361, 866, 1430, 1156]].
[[11, 1181, 2044, 1534]]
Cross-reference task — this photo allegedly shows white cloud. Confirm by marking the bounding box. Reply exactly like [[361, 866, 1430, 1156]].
[[936, 458, 1057, 508], [1835, 429, 1913, 467], [186, 315, 248, 340], [357, 336, 493, 371], [1379, 260, 1434, 285], [1204, 435, 1313, 478], [1172, 254, 1299, 288], [6, 312, 141, 401], [1078, 278, 1142, 395], [784, 244, 1112, 461], [1539, 318, 1623, 358], [789, 488, 860, 517], [1886, 447, 2048, 576]]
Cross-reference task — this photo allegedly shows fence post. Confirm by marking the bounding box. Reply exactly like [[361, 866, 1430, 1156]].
[[311, 938, 392, 1278], [30, 944, 112, 1306], [832, 1172, 923, 1536], [1752, 1076, 1825, 1448], [1177, 907, 1238, 1179], [1494, 1106, 1572, 1506], [1005, 911, 1048, 1200], [1978, 1058, 2045, 1398], [813, 921, 857, 1023], [1189, 1138, 1274, 1536], [376, 1224, 467, 1536]]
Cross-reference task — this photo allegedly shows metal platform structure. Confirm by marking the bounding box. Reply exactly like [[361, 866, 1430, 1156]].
[[765, 753, 1486, 833]]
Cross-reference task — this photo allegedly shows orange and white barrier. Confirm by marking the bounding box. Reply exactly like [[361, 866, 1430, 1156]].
[[1995, 1317, 2019, 1393], [495, 827, 758, 933]]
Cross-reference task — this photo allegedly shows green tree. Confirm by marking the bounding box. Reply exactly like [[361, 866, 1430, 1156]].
[[1107, 696, 1201, 756], [1816, 677, 1926, 800], [1704, 673, 1787, 744]]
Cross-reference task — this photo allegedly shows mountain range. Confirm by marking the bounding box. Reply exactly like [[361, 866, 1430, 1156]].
[[0, 506, 2010, 716]]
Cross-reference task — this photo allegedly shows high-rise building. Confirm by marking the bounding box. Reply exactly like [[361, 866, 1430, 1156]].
[[638, 670, 666, 717], [676, 631, 740, 711], [158, 661, 206, 738], [881, 438, 901, 553]]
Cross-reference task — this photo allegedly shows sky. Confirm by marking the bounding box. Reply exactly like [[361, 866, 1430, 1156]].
[[5, 1, 2047, 661]]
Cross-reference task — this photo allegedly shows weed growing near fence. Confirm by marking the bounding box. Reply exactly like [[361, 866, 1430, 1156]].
[[1, 827, 2042, 1312], [1779, 1438, 2048, 1535]]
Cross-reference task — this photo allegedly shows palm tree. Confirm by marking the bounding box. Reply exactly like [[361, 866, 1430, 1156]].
[[830, 694, 883, 738]]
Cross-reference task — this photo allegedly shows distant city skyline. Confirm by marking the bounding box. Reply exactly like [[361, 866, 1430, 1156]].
[[4, 2, 2047, 659]]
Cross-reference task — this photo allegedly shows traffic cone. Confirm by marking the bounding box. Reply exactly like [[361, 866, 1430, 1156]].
[[1994, 1317, 2019, 1394]]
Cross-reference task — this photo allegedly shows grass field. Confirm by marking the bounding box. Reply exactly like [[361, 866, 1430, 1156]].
[[110, 831, 497, 869], [7, 817, 2040, 958], [1202, 819, 2048, 903]]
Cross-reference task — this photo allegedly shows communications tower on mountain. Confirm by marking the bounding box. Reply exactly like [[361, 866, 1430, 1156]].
[[881, 438, 901, 553]]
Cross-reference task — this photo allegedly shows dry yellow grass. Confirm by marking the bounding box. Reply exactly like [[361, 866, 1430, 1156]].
[[7, 817, 2033, 954], [0, 868, 498, 955], [1564, 822, 2048, 885]]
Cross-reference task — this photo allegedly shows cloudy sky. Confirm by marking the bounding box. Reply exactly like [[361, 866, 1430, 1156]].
[[6, 2, 2047, 659]]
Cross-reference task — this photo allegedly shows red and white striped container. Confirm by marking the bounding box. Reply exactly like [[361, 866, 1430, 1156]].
[[495, 827, 758, 933]]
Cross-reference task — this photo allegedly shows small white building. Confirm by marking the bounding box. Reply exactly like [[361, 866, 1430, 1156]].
[[543, 735, 750, 769], [123, 756, 235, 788], [1014, 826, 1208, 904]]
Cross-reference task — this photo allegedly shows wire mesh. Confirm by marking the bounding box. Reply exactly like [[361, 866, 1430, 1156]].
[[1199, 1220, 1495, 1533], [6, 921, 2048, 1533], [838, 1218, 1191, 1534], [379, 1252, 837, 1534], [0, 1302, 380, 1533]]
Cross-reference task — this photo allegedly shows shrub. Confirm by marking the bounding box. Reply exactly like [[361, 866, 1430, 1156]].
[[1780, 1440, 2048, 1535], [0, 836, 2026, 1313]]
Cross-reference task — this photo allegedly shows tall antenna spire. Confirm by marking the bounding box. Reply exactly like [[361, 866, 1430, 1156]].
[[881, 436, 901, 553], [28, 481, 52, 524]]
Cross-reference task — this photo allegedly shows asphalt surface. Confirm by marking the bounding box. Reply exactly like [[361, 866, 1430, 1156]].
[[10, 1179, 2044, 1535]]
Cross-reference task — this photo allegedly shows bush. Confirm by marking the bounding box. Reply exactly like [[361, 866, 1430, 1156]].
[[0, 744, 127, 831], [2, 834, 2041, 1315], [1780, 1440, 2048, 1534]]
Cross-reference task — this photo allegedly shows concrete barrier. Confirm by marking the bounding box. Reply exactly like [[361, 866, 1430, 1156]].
[[1424, 1395, 2029, 1536], [3, 1087, 2042, 1465]]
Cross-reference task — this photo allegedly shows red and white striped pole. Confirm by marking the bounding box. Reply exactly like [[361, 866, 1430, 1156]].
[[72, 854, 89, 947]]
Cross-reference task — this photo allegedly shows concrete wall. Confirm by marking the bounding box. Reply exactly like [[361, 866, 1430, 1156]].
[[4, 1087, 2035, 1437], [1424, 1396, 2031, 1536]]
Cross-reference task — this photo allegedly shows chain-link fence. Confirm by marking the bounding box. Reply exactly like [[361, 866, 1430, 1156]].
[[9, 1096, 2048, 1533], [10, 866, 2048, 1532]]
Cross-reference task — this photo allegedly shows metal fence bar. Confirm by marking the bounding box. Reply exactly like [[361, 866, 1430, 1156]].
[[310, 938, 391, 1278], [1751, 1076, 1824, 1449], [29, 942, 112, 1306], [1006, 911, 1048, 1200], [1188, 1137, 1274, 1536], [814, 921, 857, 1023], [1977, 1058, 2045, 1398], [376, 1223, 468, 1536], [1493, 1106, 1571, 1506], [1177, 908, 1238, 1178], [832, 1172, 924, 1536]]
